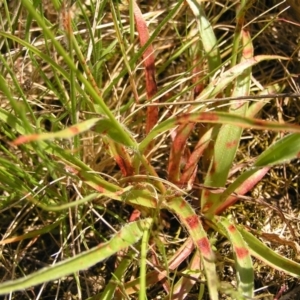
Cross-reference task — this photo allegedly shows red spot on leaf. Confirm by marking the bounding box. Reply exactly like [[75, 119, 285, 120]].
[[242, 47, 253, 58], [180, 199, 186, 209], [94, 185, 105, 193], [185, 215, 200, 230], [114, 155, 128, 176], [234, 246, 249, 259], [150, 197, 157, 208], [199, 112, 219, 121], [115, 189, 124, 196], [226, 140, 238, 149], [196, 237, 211, 256], [129, 209, 141, 222], [65, 165, 79, 174], [69, 126, 80, 134], [202, 201, 212, 213], [208, 142, 214, 151], [228, 224, 236, 233], [12, 134, 38, 145], [209, 160, 217, 175], [253, 119, 266, 126], [176, 113, 191, 125], [204, 190, 210, 197]]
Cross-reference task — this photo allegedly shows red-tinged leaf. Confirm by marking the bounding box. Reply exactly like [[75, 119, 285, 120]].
[[13, 134, 40, 146], [180, 127, 214, 185], [124, 238, 195, 295], [131, 0, 158, 134], [168, 123, 195, 183], [94, 119, 135, 146], [170, 251, 202, 299], [63, 163, 159, 210], [102, 136, 134, 176], [214, 167, 270, 215], [64, 165, 134, 202], [12, 118, 101, 146]]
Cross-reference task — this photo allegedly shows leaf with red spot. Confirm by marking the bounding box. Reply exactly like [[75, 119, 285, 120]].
[[216, 217, 254, 298], [164, 196, 219, 300], [180, 127, 215, 185], [215, 166, 270, 215], [168, 123, 195, 183], [12, 118, 101, 146], [139, 111, 300, 154], [201, 29, 253, 216], [215, 133, 300, 214]]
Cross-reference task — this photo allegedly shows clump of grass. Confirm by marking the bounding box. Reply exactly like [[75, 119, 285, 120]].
[[0, 0, 300, 299]]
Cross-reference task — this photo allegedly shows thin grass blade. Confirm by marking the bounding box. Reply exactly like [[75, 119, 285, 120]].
[[186, 0, 221, 75], [12, 118, 101, 145]]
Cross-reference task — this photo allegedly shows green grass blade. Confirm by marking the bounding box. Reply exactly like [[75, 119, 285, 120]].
[[139, 221, 151, 300], [0, 218, 153, 295], [254, 133, 300, 167], [186, 0, 221, 75], [239, 226, 300, 278], [18, 1, 136, 147], [98, 249, 136, 300]]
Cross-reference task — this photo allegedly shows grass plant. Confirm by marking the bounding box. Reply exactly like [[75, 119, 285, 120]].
[[0, 0, 300, 299]]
